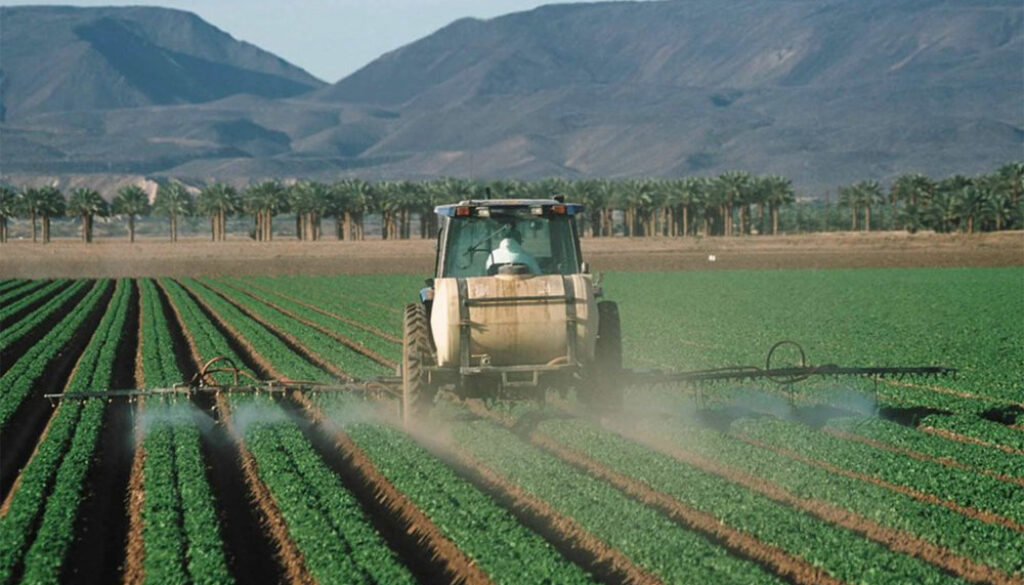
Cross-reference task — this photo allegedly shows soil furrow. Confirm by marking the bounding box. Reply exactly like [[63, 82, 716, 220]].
[[824, 428, 1024, 487], [735, 434, 1024, 533], [464, 401, 847, 585], [62, 281, 140, 585], [920, 426, 1024, 456], [292, 392, 496, 585], [402, 422, 665, 585], [160, 279, 302, 585], [123, 282, 152, 585], [240, 280, 401, 343], [877, 378, 1020, 408], [216, 279, 396, 368]]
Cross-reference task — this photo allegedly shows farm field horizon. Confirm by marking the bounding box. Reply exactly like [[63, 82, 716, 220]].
[[0, 266, 1021, 585]]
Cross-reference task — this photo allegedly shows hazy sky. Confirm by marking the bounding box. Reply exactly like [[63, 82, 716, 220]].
[[0, 0, 619, 82]]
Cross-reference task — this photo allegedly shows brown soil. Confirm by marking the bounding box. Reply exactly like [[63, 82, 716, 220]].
[[406, 424, 664, 585], [240, 280, 401, 343], [293, 392, 495, 585], [824, 428, 1024, 488], [736, 434, 1024, 533], [161, 279, 311, 585], [920, 426, 1024, 456], [217, 279, 397, 368], [877, 378, 1021, 408], [2, 231, 1020, 278], [465, 401, 847, 585], [62, 281, 140, 585], [123, 291, 149, 585]]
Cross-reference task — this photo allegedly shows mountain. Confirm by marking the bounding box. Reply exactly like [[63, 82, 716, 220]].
[[1, 0, 1021, 194], [0, 5, 324, 120]]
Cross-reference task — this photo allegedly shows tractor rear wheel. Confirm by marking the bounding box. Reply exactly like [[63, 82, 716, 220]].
[[586, 300, 624, 410], [402, 303, 436, 426]]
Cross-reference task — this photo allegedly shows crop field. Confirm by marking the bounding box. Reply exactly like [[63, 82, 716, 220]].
[[0, 267, 1021, 585]]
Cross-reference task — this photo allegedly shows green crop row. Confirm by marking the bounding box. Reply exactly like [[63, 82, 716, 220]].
[[733, 417, 1024, 526], [220, 277, 400, 362], [247, 275, 406, 337], [137, 279, 233, 585], [0, 280, 43, 304], [0, 280, 129, 585], [0, 279, 69, 324], [174, 278, 327, 382], [319, 398, 596, 585], [196, 277, 387, 379], [163, 279, 415, 584], [439, 403, 786, 585], [827, 416, 1024, 482], [632, 414, 1024, 574], [538, 413, 968, 585], [920, 414, 1024, 454], [0, 279, 23, 295], [0, 280, 89, 353], [0, 280, 109, 429]]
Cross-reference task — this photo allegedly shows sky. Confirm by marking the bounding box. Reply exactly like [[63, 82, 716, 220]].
[[0, 0, 617, 83]]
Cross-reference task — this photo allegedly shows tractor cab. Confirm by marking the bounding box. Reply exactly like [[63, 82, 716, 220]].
[[433, 199, 585, 280]]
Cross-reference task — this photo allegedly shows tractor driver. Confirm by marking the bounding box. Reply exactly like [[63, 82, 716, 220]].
[[485, 228, 542, 275]]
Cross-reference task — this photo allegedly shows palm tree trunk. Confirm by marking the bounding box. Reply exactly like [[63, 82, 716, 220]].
[[31, 211, 37, 243], [682, 207, 689, 237], [43, 216, 50, 243], [772, 206, 779, 235], [864, 206, 871, 232], [850, 207, 857, 231], [0, 217, 6, 243], [86, 214, 93, 243], [129, 215, 136, 243]]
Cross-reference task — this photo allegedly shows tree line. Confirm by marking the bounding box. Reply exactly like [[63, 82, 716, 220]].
[[0, 163, 1020, 244]]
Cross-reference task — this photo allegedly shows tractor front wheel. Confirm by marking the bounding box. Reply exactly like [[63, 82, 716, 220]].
[[402, 303, 436, 426]]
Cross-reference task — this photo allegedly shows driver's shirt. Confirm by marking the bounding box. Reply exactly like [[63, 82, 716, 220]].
[[485, 239, 542, 274]]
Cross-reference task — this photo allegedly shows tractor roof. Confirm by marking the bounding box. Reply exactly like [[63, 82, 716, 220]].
[[435, 199, 583, 217]]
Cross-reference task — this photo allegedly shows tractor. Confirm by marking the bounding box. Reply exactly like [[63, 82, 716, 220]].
[[401, 197, 621, 424]]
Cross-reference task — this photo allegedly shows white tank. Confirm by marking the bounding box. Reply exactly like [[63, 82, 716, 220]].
[[431, 273, 598, 367]]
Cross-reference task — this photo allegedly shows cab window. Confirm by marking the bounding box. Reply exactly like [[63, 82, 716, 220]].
[[441, 212, 579, 278]]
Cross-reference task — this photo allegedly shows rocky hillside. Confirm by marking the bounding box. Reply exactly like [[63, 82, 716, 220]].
[[0, 5, 324, 120], [2, 0, 1020, 194]]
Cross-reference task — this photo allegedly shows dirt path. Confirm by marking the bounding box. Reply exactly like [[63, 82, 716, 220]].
[[2, 231, 1020, 278]]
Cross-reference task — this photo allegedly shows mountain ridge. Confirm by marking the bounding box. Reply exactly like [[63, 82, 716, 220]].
[[1, 0, 1020, 195]]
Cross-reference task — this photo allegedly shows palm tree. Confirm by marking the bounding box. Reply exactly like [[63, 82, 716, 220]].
[[854, 180, 883, 231], [957, 177, 991, 234], [244, 181, 286, 241], [66, 188, 108, 243], [153, 181, 193, 242], [20, 187, 45, 242], [838, 184, 859, 231], [0, 185, 17, 243], [762, 175, 795, 235], [33, 186, 65, 243], [713, 171, 750, 236], [197, 183, 240, 242], [113, 185, 151, 243], [288, 181, 329, 241]]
